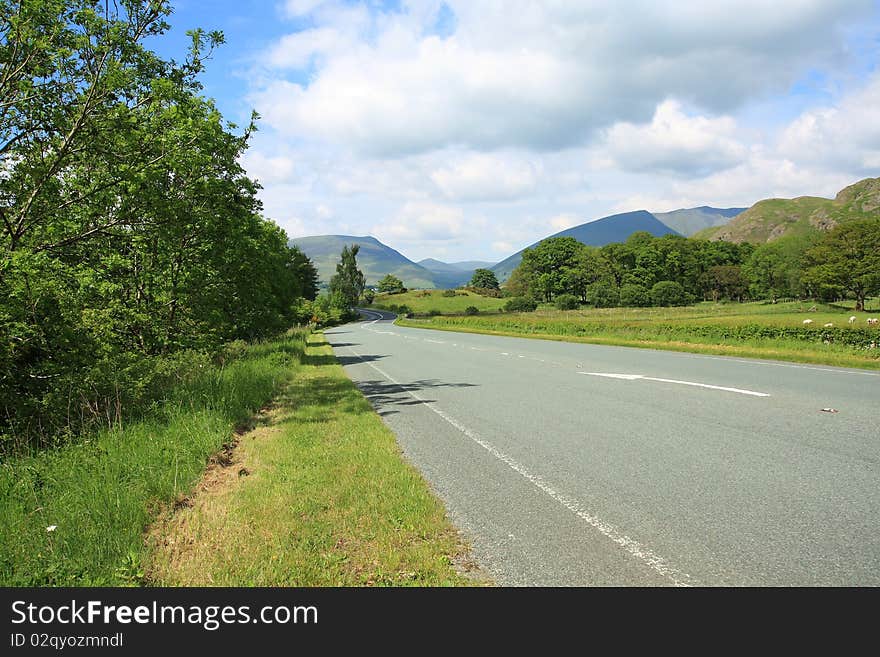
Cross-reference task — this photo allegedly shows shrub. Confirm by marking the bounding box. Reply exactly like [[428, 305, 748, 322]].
[[504, 296, 538, 312], [554, 294, 580, 310], [441, 289, 457, 297], [464, 306, 479, 315], [428, 309, 441, 316], [587, 282, 620, 308], [650, 280, 689, 307], [619, 283, 651, 307]]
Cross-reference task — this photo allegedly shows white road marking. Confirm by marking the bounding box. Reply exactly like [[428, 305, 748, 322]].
[[425, 339, 446, 344], [347, 347, 692, 587], [580, 372, 770, 397]]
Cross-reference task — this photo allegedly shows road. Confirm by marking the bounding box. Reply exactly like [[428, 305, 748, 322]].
[[324, 309, 880, 586]]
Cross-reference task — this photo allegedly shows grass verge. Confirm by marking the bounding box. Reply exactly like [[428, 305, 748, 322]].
[[145, 332, 478, 586], [0, 330, 309, 586], [396, 301, 880, 370]]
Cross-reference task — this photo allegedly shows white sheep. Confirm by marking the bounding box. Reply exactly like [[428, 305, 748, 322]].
[[868, 318, 879, 327], [849, 316, 857, 324], [823, 322, 834, 328], [803, 319, 813, 325]]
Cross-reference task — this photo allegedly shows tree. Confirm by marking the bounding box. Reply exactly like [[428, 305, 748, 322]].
[[619, 283, 651, 307], [329, 244, 366, 307], [650, 280, 689, 306], [469, 268, 499, 290], [377, 273, 405, 294], [289, 246, 319, 301], [803, 219, 880, 311], [518, 237, 584, 302]]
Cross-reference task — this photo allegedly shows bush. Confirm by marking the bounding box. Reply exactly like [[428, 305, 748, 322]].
[[587, 282, 620, 308], [619, 283, 651, 307], [650, 280, 689, 307], [554, 294, 580, 310], [464, 306, 479, 315], [504, 296, 538, 312], [428, 309, 441, 316], [468, 286, 503, 298], [441, 289, 457, 297]]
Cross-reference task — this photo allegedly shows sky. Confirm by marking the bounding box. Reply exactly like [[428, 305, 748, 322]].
[[155, 0, 880, 262]]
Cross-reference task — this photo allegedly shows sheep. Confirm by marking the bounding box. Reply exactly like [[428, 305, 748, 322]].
[[868, 318, 879, 327], [849, 316, 857, 324], [823, 322, 834, 328], [802, 319, 813, 325]]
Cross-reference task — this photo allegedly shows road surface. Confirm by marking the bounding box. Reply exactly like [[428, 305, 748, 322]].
[[324, 309, 880, 586]]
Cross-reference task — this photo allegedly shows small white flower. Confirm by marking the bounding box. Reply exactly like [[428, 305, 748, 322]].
[[46, 525, 57, 532]]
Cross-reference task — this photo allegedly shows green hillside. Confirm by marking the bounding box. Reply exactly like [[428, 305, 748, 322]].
[[698, 177, 880, 243], [290, 235, 438, 289], [653, 206, 746, 236]]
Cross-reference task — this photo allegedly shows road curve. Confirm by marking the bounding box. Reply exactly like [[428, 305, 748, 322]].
[[325, 309, 880, 586]]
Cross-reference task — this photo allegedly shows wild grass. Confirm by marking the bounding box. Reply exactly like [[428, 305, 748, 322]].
[[397, 300, 880, 370], [0, 330, 309, 586], [373, 289, 507, 314], [146, 333, 476, 586]]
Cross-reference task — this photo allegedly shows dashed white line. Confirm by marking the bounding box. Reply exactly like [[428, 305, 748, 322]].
[[347, 347, 693, 587]]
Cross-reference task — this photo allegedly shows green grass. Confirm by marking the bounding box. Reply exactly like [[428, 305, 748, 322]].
[[397, 300, 880, 370], [0, 330, 309, 586], [146, 333, 477, 586], [373, 288, 506, 314]]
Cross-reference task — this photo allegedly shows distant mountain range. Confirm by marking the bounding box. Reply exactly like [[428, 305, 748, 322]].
[[289, 177, 880, 289], [697, 177, 880, 243], [489, 210, 680, 281], [289, 235, 439, 289]]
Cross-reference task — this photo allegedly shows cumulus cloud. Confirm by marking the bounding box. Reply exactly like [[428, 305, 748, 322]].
[[374, 202, 467, 242], [602, 100, 747, 176], [252, 0, 872, 156], [777, 73, 880, 173], [431, 153, 539, 201]]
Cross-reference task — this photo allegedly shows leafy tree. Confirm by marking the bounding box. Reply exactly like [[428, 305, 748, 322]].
[[504, 296, 538, 312], [619, 283, 651, 307], [329, 244, 366, 307], [701, 265, 747, 302], [803, 219, 880, 311], [377, 273, 405, 294], [470, 268, 499, 290], [519, 237, 584, 302], [289, 246, 320, 301], [554, 294, 580, 310], [650, 280, 689, 306], [464, 306, 479, 315], [587, 281, 619, 308]]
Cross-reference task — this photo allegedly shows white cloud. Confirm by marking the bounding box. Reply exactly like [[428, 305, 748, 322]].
[[253, 0, 873, 156], [603, 100, 747, 176], [777, 73, 880, 173], [431, 153, 539, 201], [239, 152, 295, 184], [374, 202, 466, 242]]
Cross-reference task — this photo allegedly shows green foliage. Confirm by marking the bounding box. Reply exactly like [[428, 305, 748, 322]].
[[329, 245, 366, 307], [0, 329, 308, 585], [377, 273, 405, 294], [587, 282, 620, 308], [619, 283, 651, 307], [504, 296, 539, 312], [362, 290, 375, 305], [441, 289, 457, 297], [804, 219, 880, 311], [464, 306, 479, 315], [650, 281, 690, 307], [554, 294, 580, 310], [0, 2, 319, 451], [469, 268, 499, 290]]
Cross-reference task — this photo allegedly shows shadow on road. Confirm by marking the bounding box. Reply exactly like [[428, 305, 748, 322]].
[[306, 352, 387, 366], [353, 379, 478, 417]]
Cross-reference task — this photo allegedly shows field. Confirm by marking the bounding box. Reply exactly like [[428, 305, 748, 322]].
[[397, 300, 880, 370], [373, 289, 507, 314]]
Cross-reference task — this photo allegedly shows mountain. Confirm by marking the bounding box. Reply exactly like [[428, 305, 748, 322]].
[[696, 177, 880, 243], [490, 210, 680, 281], [289, 235, 438, 289], [417, 258, 497, 288], [652, 206, 747, 236]]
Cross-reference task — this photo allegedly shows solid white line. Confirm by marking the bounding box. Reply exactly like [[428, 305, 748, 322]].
[[348, 348, 692, 587], [580, 372, 770, 397]]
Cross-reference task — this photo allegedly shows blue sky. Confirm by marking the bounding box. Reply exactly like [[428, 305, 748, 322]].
[[155, 1, 880, 262]]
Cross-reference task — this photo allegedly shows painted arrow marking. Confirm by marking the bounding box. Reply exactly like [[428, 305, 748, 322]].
[[580, 372, 770, 397]]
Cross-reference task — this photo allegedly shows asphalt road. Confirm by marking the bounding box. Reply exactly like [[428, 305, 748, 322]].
[[324, 309, 880, 586]]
